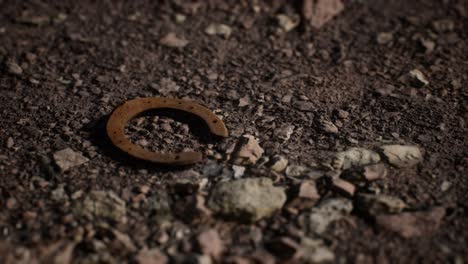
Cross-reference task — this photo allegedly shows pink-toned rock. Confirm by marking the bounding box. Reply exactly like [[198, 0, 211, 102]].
[[53, 148, 88, 172], [332, 178, 355, 197], [135, 249, 168, 264], [39, 241, 76, 264], [288, 181, 321, 209], [232, 135, 264, 165], [363, 163, 387, 181], [197, 229, 224, 259], [302, 0, 344, 29], [376, 207, 445, 238], [159, 32, 188, 48]]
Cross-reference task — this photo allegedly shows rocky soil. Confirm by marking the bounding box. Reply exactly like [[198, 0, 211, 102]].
[[0, 0, 467, 263]]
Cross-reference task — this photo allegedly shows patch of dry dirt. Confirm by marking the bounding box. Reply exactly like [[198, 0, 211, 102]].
[[0, 0, 467, 263]]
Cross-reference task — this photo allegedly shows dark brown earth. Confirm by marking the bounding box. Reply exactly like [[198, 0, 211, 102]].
[[0, 0, 467, 263]]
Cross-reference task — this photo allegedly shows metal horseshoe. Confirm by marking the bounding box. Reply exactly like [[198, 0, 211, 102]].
[[106, 97, 228, 165]]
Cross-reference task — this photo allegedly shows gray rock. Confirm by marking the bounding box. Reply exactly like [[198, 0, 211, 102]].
[[333, 148, 381, 170], [381, 145, 422, 168], [294, 101, 314, 112], [295, 238, 335, 264], [285, 165, 309, 177], [300, 198, 353, 235], [74, 190, 126, 223], [208, 178, 286, 222], [274, 124, 295, 142], [147, 190, 173, 226], [53, 148, 89, 172], [356, 194, 406, 215], [432, 19, 454, 33], [336, 109, 349, 119], [153, 77, 180, 95], [202, 160, 224, 177], [319, 119, 339, 134], [286, 165, 325, 180], [51, 185, 68, 201]]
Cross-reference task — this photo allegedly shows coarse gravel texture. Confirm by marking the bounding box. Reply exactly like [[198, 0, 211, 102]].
[[0, 0, 467, 263]]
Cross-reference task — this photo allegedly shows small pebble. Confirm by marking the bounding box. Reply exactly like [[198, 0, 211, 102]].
[[440, 181, 451, 192], [408, 69, 429, 88], [377, 32, 393, 44], [205, 23, 232, 38], [276, 14, 299, 32], [319, 119, 339, 134], [6, 137, 14, 148], [6, 61, 23, 75], [53, 148, 89, 172], [232, 165, 246, 179]]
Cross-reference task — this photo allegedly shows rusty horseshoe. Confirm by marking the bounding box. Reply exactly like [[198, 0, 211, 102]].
[[106, 97, 228, 165]]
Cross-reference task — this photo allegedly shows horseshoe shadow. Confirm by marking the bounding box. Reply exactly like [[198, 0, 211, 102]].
[[86, 108, 225, 172]]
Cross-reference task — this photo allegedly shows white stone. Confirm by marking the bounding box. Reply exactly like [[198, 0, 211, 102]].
[[205, 23, 232, 38], [381, 145, 422, 168], [53, 148, 89, 171], [276, 14, 299, 32], [232, 165, 245, 179], [408, 69, 429, 87]]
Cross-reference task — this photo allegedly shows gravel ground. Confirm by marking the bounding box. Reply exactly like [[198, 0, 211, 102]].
[[0, 0, 467, 263]]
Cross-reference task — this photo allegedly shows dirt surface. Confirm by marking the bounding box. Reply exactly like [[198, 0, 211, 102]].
[[0, 0, 467, 263]]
